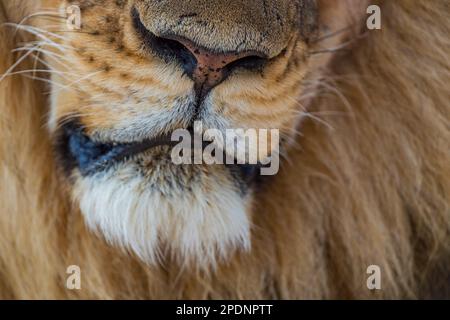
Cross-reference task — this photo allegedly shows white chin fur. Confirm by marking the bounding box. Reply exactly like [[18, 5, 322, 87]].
[[73, 160, 252, 268]]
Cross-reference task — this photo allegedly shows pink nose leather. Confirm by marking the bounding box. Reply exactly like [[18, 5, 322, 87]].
[[176, 38, 260, 96]]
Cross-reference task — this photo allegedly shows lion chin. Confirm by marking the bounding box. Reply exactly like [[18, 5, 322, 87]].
[[73, 148, 252, 267]]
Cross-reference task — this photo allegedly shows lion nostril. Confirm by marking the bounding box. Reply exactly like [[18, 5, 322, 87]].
[[132, 8, 198, 74], [132, 7, 267, 98]]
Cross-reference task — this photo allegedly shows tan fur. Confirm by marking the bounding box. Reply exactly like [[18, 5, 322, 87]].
[[0, 0, 449, 299]]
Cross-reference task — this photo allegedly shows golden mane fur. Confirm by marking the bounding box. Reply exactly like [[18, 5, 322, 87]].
[[0, 0, 449, 299]]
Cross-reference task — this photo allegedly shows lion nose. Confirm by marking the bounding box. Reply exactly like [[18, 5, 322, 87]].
[[132, 8, 267, 98], [169, 37, 267, 97]]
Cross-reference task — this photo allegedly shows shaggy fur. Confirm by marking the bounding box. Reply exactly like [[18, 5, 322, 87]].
[[0, 0, 449, 299]]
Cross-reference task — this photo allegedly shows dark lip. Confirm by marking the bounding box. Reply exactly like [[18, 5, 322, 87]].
[[57, 122, 175, 176], [56, 122, 263, 183]]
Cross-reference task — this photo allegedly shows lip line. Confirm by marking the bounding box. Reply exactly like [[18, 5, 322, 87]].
[[59, 121, 264, 183], [63, 123, 175, 176], [80, 135, 176, 176]]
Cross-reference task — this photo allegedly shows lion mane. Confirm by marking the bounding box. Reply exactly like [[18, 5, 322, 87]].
[[0, 0, 449, 299]]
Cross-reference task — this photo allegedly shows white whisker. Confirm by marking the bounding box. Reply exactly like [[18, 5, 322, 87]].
[[17, 11, 65, 27], [0, 48, 35, 82]]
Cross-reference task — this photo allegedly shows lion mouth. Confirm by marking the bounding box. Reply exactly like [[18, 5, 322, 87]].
[[59, 122, 175, 176], [56, 121, 261, 182]]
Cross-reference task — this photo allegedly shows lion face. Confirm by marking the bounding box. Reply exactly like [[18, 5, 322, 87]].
[[45, 0, 367, 266]]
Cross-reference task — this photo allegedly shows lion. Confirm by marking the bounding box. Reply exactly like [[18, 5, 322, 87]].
[[0, 0, 448, 299]]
